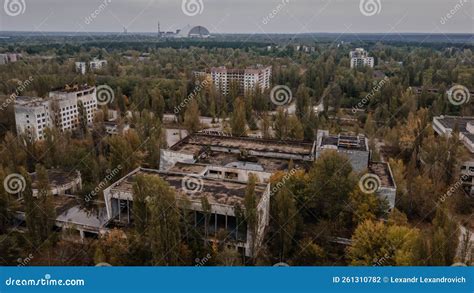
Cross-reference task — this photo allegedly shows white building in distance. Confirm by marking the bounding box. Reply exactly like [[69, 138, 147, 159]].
[[201, 65, 272, 96], [0, 53, 21, 65], [350, 48, 374, 68], [75, 58, 107, 75], [14, 85, 98, 140]]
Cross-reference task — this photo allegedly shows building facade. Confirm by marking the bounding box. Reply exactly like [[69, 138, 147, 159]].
[[14, 85, 98, 140], [75, 59, 107, 75], [350, 48, 374, 68], [207, 65, 272, 96], [103, 167, 271, 257], [433, 115, 474, 196]]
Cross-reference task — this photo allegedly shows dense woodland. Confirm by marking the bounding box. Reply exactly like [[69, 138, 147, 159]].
[[0, 37, 473, 266]]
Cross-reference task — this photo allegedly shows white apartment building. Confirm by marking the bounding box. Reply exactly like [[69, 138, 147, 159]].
[[14, 97, 52, 141], [15, 85, 98, 140], [0, 53, 21, 65], [350, 48, 374, 68], [75, 58, 107, 75], [209, 65, 272, 96]]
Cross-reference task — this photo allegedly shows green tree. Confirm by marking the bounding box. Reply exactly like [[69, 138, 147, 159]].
[[272, 186, 297, 260], [348, 220, 421, 266], [230, 97, 247, 136], [183, 100, 201, 134]]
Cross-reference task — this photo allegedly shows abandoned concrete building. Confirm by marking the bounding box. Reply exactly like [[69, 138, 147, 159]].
[[103, 167, 271, 257], [160, 131, 396, 209], [433, 115, 474, 196], [367, 161, 397, 209], [160, 132, 316, 173], [29, 169, 82, 197], [315, 130, 370, 172], [14, 169, 109, 241]]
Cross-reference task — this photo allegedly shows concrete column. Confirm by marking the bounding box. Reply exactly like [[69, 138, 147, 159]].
[[127, 200, 130, 224], [214, 212, 217, 236]]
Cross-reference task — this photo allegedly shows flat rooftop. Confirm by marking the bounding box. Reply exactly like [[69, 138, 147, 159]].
[[30, 169, 80, 189], [50, 84, 95, 94], [368, 162, 395, 188], [169, 133, 315, 172], [320, 134, 368, 151], [110, 168, 267, 206], [56, 204, 108, 229], [14, 96, 46, 106], [434, 116, 474, 134], [170, 133, 314, 157]]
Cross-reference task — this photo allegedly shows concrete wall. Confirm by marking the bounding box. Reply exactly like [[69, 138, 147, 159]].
[[159, 149, 196, 171], [316, 149, 370, 172]]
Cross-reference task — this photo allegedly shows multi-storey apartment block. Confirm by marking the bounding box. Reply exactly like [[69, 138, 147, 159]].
[[14, 85, 98, 140], [75, 58, 107, 75], [0, 53, 21, 65], [14, 97, 52, 141], [350, 48, 374, 68], [204, 65, 271, 96]]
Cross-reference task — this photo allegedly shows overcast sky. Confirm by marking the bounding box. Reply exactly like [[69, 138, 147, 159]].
[[0, 0, 472, 34]]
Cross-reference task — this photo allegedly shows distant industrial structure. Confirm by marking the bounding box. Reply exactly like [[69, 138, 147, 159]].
[[158, 24, 210, 39], [350, 48, 374, 68], [14, 85, 98, 141]]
